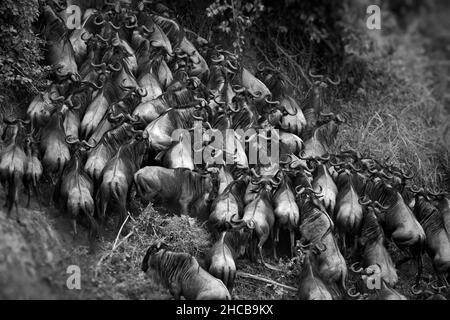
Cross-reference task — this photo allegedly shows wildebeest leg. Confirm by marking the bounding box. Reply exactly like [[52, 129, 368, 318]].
[[341, 233, 347, 258], [179, 199, 190, 216], [396, 255, 412, 268], [169, 281, 182, 300], [273, 222, 279, 260], [259, 233, 281, 271], [289, 229, 296, 258], [35, 185, 42, 211], [26, 187, 32, 208], [415, 254, 423, 285]]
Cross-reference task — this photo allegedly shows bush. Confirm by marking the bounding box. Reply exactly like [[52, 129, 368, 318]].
[[0, 0, 49, 109]]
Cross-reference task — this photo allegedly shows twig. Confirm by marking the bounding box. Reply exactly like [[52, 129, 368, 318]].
[[113, 214, 130, 250], [273, 40, 312, 87], [236, 271, 297, 292]]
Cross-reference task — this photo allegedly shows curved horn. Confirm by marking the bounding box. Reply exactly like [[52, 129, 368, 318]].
[[94, 16, 105, 26], [65, 135, 79, 145], [350, 262, 364, 273], [347, 286, 361, 298], [358, 197, 372, 206], [108, 61, 122, 72], [91, 61, 107, 69], [411, 284, 423, 295], [108, 21, 121, 31], [326, 76, 341, 86], [211, 54, 225, 63], [265, 97, 280, 105], [82, 140, 97, 149], [309, 70, 324, 79], [250, 168, 261, 178]]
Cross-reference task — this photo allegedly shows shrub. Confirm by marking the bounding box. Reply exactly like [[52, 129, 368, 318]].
[[0, 0, 49, 109]]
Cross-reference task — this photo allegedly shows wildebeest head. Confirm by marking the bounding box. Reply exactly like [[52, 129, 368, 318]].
[[141, 242, 169, 273]]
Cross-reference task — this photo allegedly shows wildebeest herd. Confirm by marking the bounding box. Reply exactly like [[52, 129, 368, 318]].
[[1, 0, 450, 300]]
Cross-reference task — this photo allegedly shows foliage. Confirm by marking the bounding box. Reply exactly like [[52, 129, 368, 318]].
[[206, 0, 264, 56], [0, 0, 49, 107]]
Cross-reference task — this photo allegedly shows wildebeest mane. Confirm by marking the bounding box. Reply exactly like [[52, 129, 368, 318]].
[[175, 168, 211, 199], [310, 121, 338, 150], [39, 6, 68, 43], [414, 197, 443, 236], [164, 88, 195, 108], [155, 250, 197, 287], [360, 209, 384, 246], [102, 123, 133, 154]]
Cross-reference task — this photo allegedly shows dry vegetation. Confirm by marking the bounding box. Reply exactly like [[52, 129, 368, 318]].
[[1, 1, 450, 300]]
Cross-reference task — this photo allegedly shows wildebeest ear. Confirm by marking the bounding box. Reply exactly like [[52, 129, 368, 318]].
[[142, 244, 162, 272], [157, 241, 169, 251]]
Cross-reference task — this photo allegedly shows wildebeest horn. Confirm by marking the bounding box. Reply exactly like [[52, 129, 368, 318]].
[[373, 201, 389, 210], [229, 102, 242, 113], [65, 135, 79, 145], [194, 95, 207, 106], [250, 168, 261, 178], [3, 117, 19, 125], [350, 262, 364, 273], [91, 61, 106, 69], [411, 284, 423, 295], [400, 167, 414, 179], [347, 162, 362, 172], [82, 140, 97, 149], [211, 54, 225, 63], [265, 97, 280, 105], [49, 92, 65, 102], [281, 105, 297, 116], [109, 61, 122, 72], [82, 80, 104, 90], [320, 112, 335, 118], [94, 16, 105, 25], [309, 70, 323, 79], [409, 185, 424, 194], [431, 280, 448, 292], [81, 31, 92, 41], [347, 286, 361, 298], [108, 112, 125, 122], [358, 197, 372, 206], [314, 242, 327, 253], [226, 60, 239, 71], [108, 21, 121, 30], [232, 85, 246, 93], [137, 87, 148, 97], [125, 17, 138, 29], [142, 25, 155, 34], [327, 76, 341, 85]]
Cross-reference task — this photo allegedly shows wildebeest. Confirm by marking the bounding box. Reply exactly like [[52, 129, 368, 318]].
[[97, 132, 147, 231], [205, 231, 238, 292], [352, 205, 398, 287], [39, 5, 78, 80], [364, 180, 425, 283], [296, 188, 348, 298], [312, 163, 338, 215], [208, 179, 246, 232], [55, 137, 98, 239], [134, 166, 214, 218], [334, 168, 364, 256], [0, 118, 29, 221], [84, 121, 134, 185], [414, 196, 450, 287], [23, 133, 43, 208], [297, 249, 333, 300], [272, 171, 299, 258], [141, 243, 231, 300], [229, 183, 278, 270]]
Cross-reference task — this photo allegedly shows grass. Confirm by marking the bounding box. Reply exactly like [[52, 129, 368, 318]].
[[334, 27, 450, 190]]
